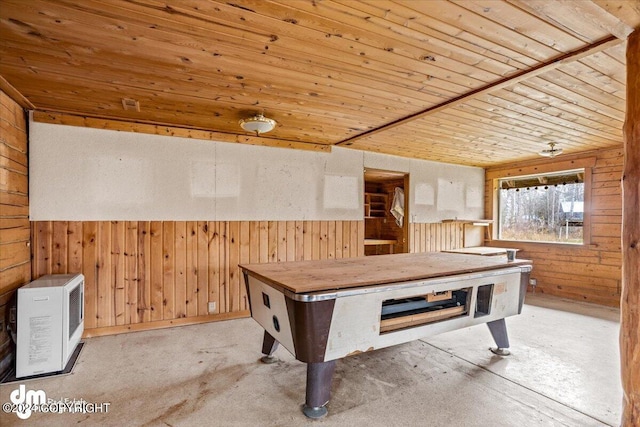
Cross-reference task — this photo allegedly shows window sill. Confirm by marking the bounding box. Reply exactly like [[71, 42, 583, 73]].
[[489, 239, 587, 249]]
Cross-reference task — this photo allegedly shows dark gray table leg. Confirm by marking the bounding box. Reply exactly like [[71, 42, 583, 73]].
[[487, 318, 511, 356], [260, 331, 280, 364], [302, 360, 337, 419]]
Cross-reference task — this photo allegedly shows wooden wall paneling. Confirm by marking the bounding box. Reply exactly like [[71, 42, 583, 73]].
[[285, 221, 295, 262], [0, 80, 28, 316], [208, 221, 221, 315], [28, 220, 369, 335], [327, 221, 340, 259], [333, 221, 342, 259], [219, 221, 229, 314], [320, 221, 328, 260], [126, 221, 140, 323], [267, 221, 277, 263], [149, 221, 163, 321], [410, 224, 417, 253], [258, 221, 268, 263], [441, 222, 449, 250], [276, 221, 286, 262], [295, 221, 304, 261], [0, 261, 30, 295], [240, 221, 251, 310], [51, 221, 67, 274], [0, 169, 27, 195], [138, 221, 151, 323], [423, 224, 430, 252], [407, 223, 465, 254], [1, 239, 29, 274], [0, 217, 28, 244], [82, 222, 98, 329], [228, 221, 240, 312], [96, 221, 112, 328], [311, 222, 321, 260], [33, 221, 51, 278], [340, 221, 349, 257], [67, 221, 83, 275], [174, 221, 187, 319], [425, 224, 431, 252], [112, 221, 125, 326], [357, 221, 365, 256], [303, 221, 312, 260], [184, 221, 197, 318], [162, 221, 175, 320], [196, 221, 209, 316], [249, 221, 260, 264], [231, 221, 243, 311], [419, 224, 426, 252]]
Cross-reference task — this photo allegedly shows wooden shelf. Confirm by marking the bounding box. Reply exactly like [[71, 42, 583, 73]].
[[442, 219, 493, 225], [442, 219, 494, 245], [364, 192, 388, 218]]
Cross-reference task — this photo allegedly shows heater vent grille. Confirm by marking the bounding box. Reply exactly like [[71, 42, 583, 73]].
[[121, 98, 140, 112]]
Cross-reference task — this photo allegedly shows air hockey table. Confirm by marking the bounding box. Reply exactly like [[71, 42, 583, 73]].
[[240, 252, 532, 418]]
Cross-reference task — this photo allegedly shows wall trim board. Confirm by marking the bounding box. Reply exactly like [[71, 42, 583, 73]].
[[32, 111, 330, 153], [486, 155, 600, 180], [82, 310, 250, 338]]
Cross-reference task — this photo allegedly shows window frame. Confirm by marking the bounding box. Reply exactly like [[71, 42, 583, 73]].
[[487, 157, 595, 247]]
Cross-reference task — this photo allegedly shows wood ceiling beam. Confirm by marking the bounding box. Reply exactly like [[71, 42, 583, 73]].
[[0, 75, 34, 109], [336, 35, 622, 147]]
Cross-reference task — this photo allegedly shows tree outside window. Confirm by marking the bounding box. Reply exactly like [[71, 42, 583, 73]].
[[498, 169, 584, 244]]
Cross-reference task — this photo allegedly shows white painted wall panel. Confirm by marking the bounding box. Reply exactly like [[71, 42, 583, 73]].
[[29, 121, 484, 221], [29, 123, 219, 220]]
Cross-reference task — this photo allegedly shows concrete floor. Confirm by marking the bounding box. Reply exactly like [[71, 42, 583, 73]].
[[0, 294, 621, 426]]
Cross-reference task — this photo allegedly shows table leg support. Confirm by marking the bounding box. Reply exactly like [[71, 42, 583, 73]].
[[487, 318, 511, 356], [302, 360, 337, 419], [260, 331, 280, 364]]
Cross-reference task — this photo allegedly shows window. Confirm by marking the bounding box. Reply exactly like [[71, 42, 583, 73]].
[[498, 169, 584, 244]]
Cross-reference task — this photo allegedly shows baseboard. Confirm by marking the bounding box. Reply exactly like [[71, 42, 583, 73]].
[[82, 310, 251, 338]]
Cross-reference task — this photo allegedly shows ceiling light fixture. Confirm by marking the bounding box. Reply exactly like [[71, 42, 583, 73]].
[[538, 142, 563, 158], [239, 113, 276, 135]]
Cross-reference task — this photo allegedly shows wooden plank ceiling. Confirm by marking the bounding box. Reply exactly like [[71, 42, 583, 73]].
[[1, 0, 639, 167]]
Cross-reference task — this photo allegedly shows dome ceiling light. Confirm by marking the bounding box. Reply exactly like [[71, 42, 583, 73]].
[[239, 113, 276, 135]]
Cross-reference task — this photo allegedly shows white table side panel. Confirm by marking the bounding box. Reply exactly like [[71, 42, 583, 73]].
[[324, 271, 522, 361], [247, 277, 295, 355]]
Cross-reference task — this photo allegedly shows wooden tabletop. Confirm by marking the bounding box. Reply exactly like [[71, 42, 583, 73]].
[[240, 252, 531, 294]]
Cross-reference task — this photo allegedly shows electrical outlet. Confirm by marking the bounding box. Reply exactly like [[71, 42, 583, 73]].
[[208, 302, 217, 313], [529, 278, 537, 286]]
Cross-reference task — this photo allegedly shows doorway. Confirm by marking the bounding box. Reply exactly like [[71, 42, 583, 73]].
[[364, 168, 409, 255]]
